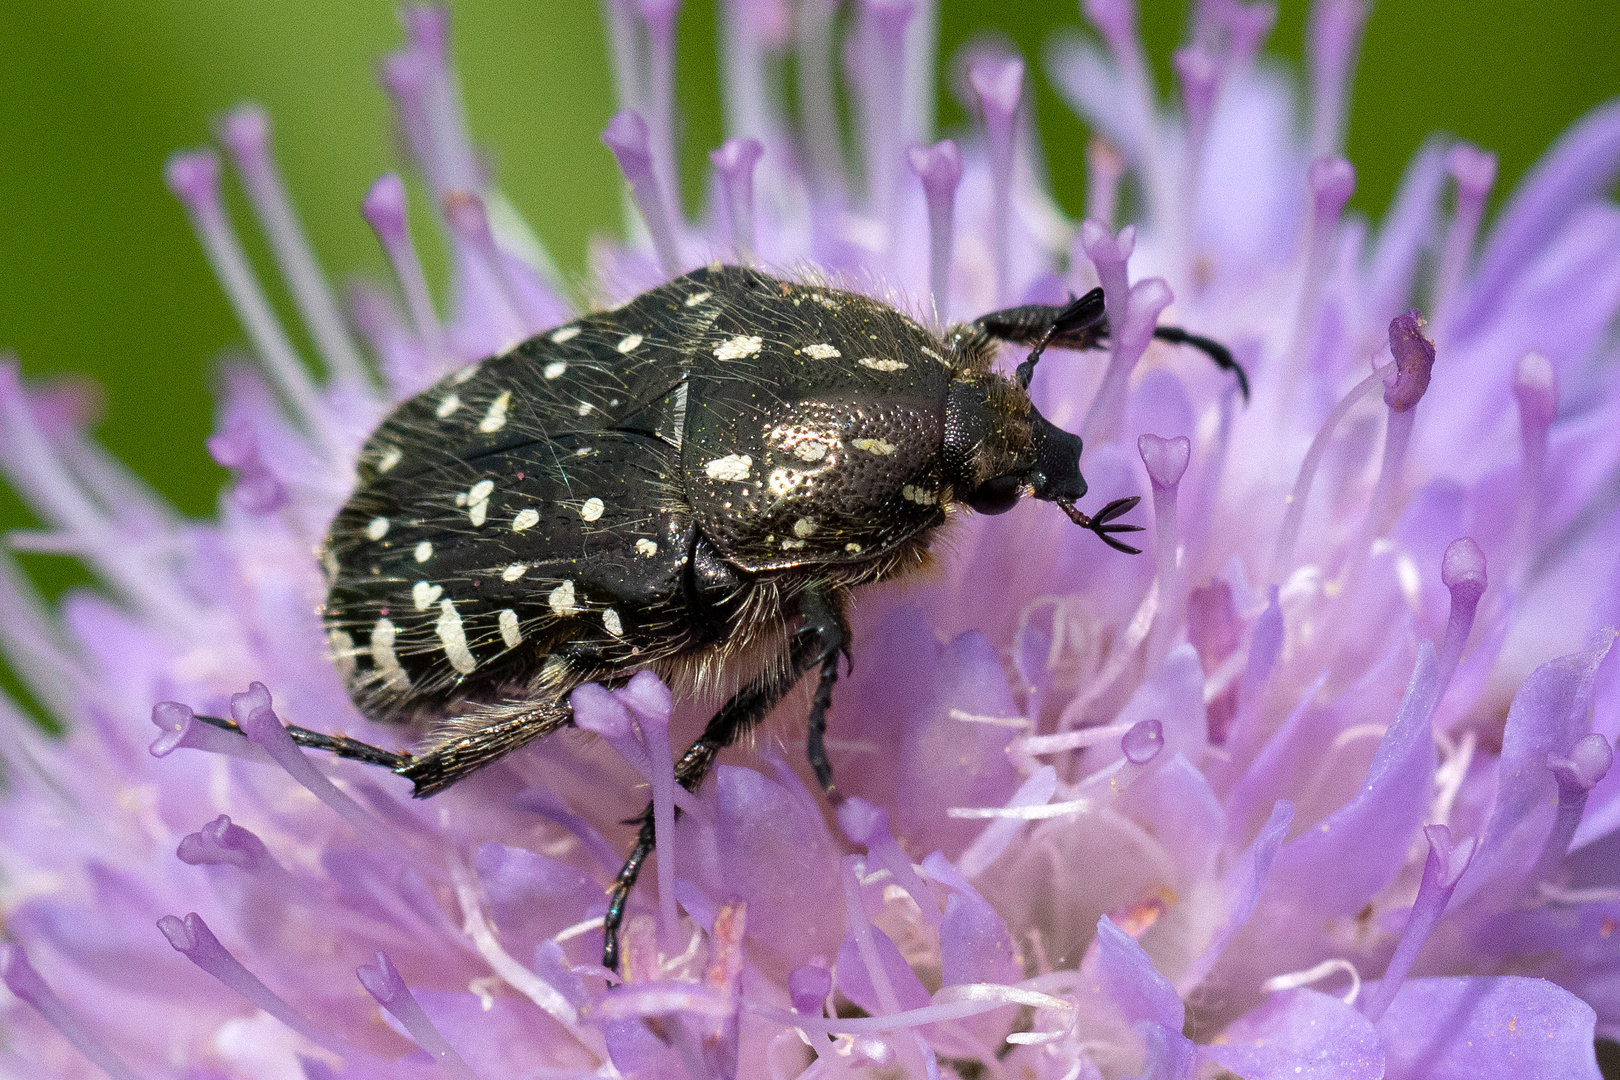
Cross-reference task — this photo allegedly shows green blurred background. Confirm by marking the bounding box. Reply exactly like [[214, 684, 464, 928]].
[[0, 0, 1617, 599]]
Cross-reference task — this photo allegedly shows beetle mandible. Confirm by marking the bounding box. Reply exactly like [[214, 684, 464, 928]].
[[197, 264, 1244, 969]]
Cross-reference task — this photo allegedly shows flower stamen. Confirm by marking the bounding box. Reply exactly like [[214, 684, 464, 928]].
[[1359, 824, 1477, 1022], [158, 911, 358, 1058], [219, 105, 369, 388], [165, 151, 338, 451], [357, 951, 484, 1080], [711, 137, 764, 264], [907, 139, 963, 313], [603, 109, 684, 276]]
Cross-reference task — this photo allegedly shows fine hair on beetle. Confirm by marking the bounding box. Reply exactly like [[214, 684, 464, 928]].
[[192, 262, 1244, 970]]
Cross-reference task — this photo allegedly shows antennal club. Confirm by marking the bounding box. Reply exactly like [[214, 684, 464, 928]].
[[1058, 496, 1145, 553]]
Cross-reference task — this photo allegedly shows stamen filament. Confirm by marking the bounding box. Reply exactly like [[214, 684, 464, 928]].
[[357, 952, 485, 1080], [711, 137, 764, 264], [164, 152, 337, 450], [158, 912, 356, 1058], [1, 945, 145, 1080], [968, 56, 1023, 304], [1269, 360, 1390, 586], [908, 140, 963, 314], [602, 109, 684, 276], [219, 105, 369, 388], [362, 173, 450, 367], [1359, 825, 1477, 1022]]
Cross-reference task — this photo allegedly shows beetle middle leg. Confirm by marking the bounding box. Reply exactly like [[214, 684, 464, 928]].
[[602, 585, 848, 972]]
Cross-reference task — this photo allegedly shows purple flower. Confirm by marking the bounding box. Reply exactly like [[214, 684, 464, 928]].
[[2, 2, 1619, 1077]]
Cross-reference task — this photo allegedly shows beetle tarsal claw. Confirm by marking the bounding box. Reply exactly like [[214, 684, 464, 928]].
[[1058, 497, 1145, 555]]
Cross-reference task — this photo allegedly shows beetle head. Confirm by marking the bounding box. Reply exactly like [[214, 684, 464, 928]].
[[944, 373, 1084, 511], [943, 372, 1142, 552]]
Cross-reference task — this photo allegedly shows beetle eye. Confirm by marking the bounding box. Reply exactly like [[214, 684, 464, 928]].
[[968, 475, 1023, 515]]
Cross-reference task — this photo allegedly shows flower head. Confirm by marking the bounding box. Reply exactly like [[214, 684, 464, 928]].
[[3, 2, 1620, 1078]]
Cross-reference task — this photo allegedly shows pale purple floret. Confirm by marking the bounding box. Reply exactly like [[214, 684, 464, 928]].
[[0, 0, 1619, 1077]]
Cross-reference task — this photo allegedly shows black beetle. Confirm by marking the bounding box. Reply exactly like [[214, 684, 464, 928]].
[[197, 264, 1243, 969]]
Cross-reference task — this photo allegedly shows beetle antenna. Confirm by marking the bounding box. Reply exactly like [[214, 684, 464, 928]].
[[1014, 291, 1092, 389], [1058, 496, 1145, 554]]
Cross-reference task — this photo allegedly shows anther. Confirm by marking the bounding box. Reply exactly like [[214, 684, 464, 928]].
[[1511, 352, 1557, 573], [1140, 434, 1191, 662], [1173, 45, 1219, 179], [639, 0, 684, 236], [1083, 272, 1171, 445], [1532, 734, 1614, 888], [858, 0, 916, 230]]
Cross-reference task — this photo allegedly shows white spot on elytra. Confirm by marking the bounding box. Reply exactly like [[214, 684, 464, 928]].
[[327, 629, 357, 681], [635, 538, 658, 557], [617, 333, 644, 353], [580, 497, 604, 522], [902, 484, 938, 505], [858, 357, 907, 372], [577, 402, 593, 417], [920, 346, 944, 362], [574, 445, 593, 456], [793, 517, 817, 538], [714, 334, 763, 360], [436, 393, 462, 418], [436, 599, 476, 674], [780, 538, 806, 550], [467, 479, 494, 527], [705, 453, 753, 481], [370, 619, 409, 690], [550, 325, 580, 343], [684, 291, 712, 307], [414, 541, 433, 562], [452, 362, 481, 384], [602, 608, 623, 636], [365, 516, 390, 540], [498, 608, 522, 649], [544, 360, 567, 379], [801, 343, 840, 359], [548, 579, 578, 617], [412, 580, 443, 610], [502, 563, 527, 582], [845, 542, 863, 553], [512, 508, 540, 531], [376, 446, 402, 473], [794, 441, 828, 462], [851, 438, 896, 455], [478, 391, 511, 433]]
